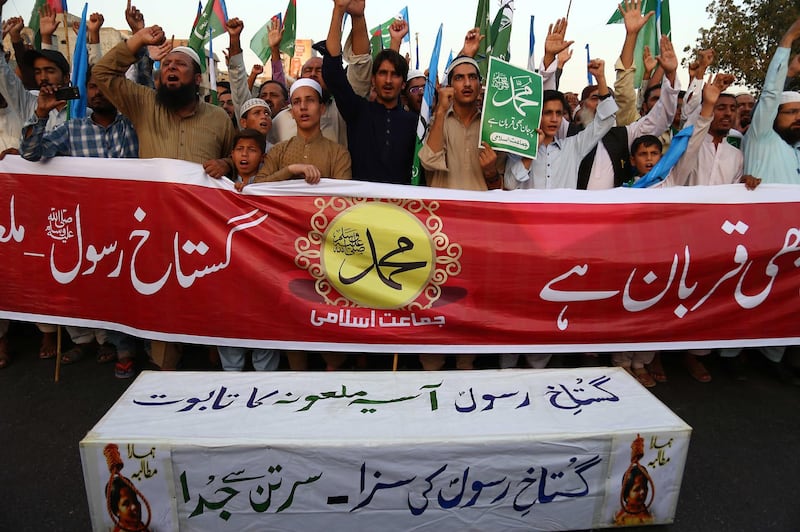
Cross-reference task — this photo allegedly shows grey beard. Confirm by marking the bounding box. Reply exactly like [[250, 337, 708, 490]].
[[576, 106, 596, 126]]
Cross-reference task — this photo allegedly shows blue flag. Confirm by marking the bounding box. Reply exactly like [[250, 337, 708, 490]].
[[630, 125, 694, 188], [585, 43, 593, 86], [421, 24, 442, 117], [444, 50, 453, 73], [70, 3, 89, 119], [410, 23, 442, 186], [527, 15, 535, 71]]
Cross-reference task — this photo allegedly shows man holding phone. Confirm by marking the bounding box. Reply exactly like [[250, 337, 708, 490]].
[[18, 64, 139, 376], [20, 65, 139, 160], [0, 31, 72, 133], [0, 19, 77, 361]]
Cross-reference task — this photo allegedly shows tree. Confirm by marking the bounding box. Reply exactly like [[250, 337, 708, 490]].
[[686, 0, 800, 90]]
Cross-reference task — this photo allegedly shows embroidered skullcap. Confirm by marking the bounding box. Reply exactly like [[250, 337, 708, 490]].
[[240, 98, 271, 118]]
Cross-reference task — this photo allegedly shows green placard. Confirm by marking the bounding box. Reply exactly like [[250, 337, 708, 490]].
[[480, 56, 543, 159]]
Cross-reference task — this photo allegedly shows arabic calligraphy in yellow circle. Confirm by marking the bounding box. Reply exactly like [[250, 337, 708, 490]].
[[321, 203, 435, 309]]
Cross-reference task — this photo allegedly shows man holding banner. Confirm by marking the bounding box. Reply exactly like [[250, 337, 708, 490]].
[[93, 25, 236, 370], [417, 54, 502, 371]]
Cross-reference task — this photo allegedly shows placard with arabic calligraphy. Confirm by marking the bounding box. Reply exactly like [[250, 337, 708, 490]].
[[2, 156, 800, 352], [481, 56, 543, 159], [80, 369, 691, 530]]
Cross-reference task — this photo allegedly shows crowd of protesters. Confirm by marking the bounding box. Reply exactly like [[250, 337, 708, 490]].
[[1, 0, 799, 387]]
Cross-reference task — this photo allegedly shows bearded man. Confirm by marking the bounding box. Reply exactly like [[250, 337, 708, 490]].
[[742, 18, 800, 185], [722, 18, 800, 386], [93, 25, 235, 171]]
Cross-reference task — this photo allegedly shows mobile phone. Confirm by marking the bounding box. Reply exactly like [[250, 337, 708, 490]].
[[54, 86, 81, 101]]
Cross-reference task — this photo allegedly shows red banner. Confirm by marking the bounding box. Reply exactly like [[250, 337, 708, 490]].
[[2, 156, 799, 352]]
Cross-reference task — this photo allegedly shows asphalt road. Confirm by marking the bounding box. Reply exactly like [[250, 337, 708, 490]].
[[0, 322, 797, 531]]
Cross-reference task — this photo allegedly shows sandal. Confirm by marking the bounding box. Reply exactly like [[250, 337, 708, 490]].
[[0, 336, 9, 369], [633, 367, 657, 388], [39, 331, 58, 359], [115, 359, 135, 379], [685, 353, 712, 383], [96, 342, 117, 364], [646, 353, 667, 383], [61, 342, 95, 365]]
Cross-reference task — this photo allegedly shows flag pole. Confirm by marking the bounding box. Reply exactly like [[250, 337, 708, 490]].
[[414, 32, 419, 70], [63, 11, 72, 66], [566, 0, 573, 20], [54, 326, 62, 382]]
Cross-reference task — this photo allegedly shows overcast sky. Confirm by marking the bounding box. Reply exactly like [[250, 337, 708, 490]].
[[3, 0, 716, 91]]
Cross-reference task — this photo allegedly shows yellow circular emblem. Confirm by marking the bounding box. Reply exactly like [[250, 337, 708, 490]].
[[321, 203, 434, 309]]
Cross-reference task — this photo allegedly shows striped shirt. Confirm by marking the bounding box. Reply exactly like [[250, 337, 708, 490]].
[[20, 112, 139, 161]]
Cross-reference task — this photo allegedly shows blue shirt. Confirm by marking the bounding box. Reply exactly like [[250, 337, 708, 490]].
[[20, 111, 139, 161], [322, 54, 417, 185], [505, 97, 619, 189], [742, 47, 800, 183]]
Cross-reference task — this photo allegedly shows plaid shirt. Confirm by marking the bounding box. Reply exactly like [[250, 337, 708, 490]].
[[20, 111, 139, 161]]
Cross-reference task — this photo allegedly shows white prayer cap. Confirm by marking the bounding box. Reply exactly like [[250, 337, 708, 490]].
[[171, 46, 202, 68], [240, 98, 271, 118], [446, 56, 481, 82], [780, 91, 800, 105], [289, 78, 323, 99], [407, 69, 425, 82]]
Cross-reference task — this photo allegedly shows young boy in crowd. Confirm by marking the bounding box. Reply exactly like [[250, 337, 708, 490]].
[[621, 74, 733, 385], [230, 128, 267, 192], [628, 135, 664, 179], [217, 129, 279, 371]]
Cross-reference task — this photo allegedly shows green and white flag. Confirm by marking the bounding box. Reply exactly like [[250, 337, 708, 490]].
[[280, 0, 298, 60], [608, 0, 671, 88], [473, 0, 491, 78], [188, 0, 228, 73], [480, 57, 543, 160], [489, 1, 514, 62], [369, 6, 410, 53], [250, 13, 292, 64]]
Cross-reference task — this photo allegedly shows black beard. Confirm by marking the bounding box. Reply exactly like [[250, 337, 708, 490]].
[[156, 83, 197, 111], [711, 126, 731, 138], [775, 124, 800, 145], [90, 99, 117, 116]]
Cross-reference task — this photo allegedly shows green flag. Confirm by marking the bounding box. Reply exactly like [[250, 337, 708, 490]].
[[281, 0, 297, 60], [480, 57, 543, 159], [490, 1, 514, 63], [369, 27, 384, 61], [474, 0, 491, 78], [250, 15, 287, 64], [368, 7, 410, 52], [608, 0, 671, 88], [188, 0, 228, 73], [29, 0, 48, 49]]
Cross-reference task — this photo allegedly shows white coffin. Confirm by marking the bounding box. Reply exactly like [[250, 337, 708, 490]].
[[80, 368, 691, 531]]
